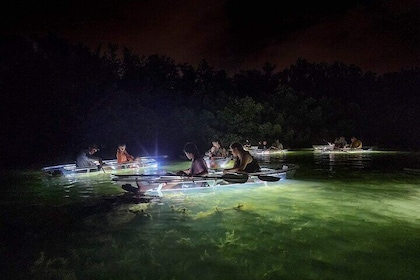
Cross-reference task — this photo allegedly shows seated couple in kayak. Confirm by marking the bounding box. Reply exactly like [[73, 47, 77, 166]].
[[179, 142, 260, 176], [206, 139, 228, 158], [76, 143, 138, 168]]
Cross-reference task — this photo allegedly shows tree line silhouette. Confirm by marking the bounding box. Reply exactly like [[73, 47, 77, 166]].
[[1, 34, 419, 168]]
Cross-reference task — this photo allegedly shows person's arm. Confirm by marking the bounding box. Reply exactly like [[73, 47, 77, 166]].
[[125, 151, 135, 161], [177, 167, 191, 176], [208, 147, 215, 157], [224, 153, 251, 173], [177, 162, 192, 175], [87, 153, 102, 164], [116, 151, 123, 163], [189, 158, 208, 176]]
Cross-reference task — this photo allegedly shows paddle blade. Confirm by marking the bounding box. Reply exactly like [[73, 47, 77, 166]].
[[257, 175, 280, 182], [221, 173, 249, 184], [122, 184, 140, 194]]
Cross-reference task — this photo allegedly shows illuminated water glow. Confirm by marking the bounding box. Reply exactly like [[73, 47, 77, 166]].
[[1, 151, 419, 279]]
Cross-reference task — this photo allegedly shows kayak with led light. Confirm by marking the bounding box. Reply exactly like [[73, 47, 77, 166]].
[[204, 156, 234, 169]]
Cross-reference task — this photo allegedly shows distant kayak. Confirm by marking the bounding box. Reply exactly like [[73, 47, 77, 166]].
[[247, 146, 287, 156], [314, 147, 377, 154]]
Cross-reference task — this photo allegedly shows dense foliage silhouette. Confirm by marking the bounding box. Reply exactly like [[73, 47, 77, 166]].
[[1, 34, 419, 168]]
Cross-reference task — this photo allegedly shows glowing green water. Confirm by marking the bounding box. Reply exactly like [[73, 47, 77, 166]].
[[1, 151, 419, 279]]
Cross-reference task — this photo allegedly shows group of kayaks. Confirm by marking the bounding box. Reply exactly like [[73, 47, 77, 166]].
[[312, 144, 376, 154], [42, 155, 299, 197]]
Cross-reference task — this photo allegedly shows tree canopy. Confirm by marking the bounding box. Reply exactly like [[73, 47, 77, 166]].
[[1, 35, 419, 168]]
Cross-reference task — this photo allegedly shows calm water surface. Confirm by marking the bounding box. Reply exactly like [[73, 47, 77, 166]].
[[1, 150, 420, 280]]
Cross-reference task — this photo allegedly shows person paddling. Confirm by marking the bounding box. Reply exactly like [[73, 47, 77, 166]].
[[223, 142, 260, 174], [116, 144, 136, 163], [177, 142, 208, 176], [76, 144, 103, 169]]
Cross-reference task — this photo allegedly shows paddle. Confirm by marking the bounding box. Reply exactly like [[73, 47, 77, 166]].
[[203, 173, 249, 184], [211, 173, 282, 183], [100, 162, 106, 173], [257, 175, 280, 182], [113, 171, 285, 183], [122, 183, 140, 193], [112, 172, 250, 184], [112, 173, 171, 178]]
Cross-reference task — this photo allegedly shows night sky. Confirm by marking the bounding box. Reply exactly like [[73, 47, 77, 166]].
[[2, 0, 420, 75]]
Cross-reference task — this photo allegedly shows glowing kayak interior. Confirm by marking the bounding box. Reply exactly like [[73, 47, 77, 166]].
[[111, 164, 299, 196], [204, 156, 234, 169], [42, 157, 158, 176]]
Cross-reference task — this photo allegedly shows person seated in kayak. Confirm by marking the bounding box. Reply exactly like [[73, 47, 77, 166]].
[[243, 139, 252, 150], [334, 136, 348, 149], [76, 144, 103, 168], [270, 139, 283, 150], [259, 140, 268, 150], [116, 144, 136, 163], [206, 139, 228, 157], [177, 142, 208, 176], [223, 142, 261, 173], [350, 136, 363, 149]]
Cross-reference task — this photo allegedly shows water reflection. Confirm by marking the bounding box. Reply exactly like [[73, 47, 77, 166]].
[[253, 152, 287, 166], [41, 166, 159, 199], [3, 151, 420, 279], [313, 150, 375, 171], [37, 151, 415, 201], [42, 172, 107, 199]]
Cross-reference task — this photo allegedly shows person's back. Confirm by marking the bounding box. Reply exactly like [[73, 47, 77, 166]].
[[334, 138, 341, 148], [350, 137, 362, 149], [190, 157, 208, 175], [77, 149, 92, 167]]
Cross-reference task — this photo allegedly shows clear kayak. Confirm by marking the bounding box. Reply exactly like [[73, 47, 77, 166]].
[[42, 157, 159, 177], [111, 164, 299, 196]]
